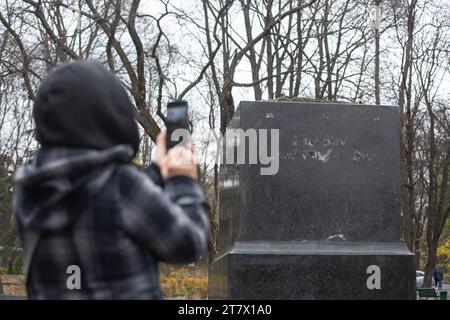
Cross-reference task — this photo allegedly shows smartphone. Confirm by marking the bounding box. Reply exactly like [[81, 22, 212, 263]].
[[165, 100, 190, 149]]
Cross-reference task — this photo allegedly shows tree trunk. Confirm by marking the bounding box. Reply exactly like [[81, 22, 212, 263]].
[[219, 85, 235, 135], [374, 0, 381, 105], [398, 0, 417, 253], [241, 0, 262, 100], [208, 163, 220, 262], [424, 241, 438, 287]]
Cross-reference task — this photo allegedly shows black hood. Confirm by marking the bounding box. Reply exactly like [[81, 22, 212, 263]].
[[33, 60, 140, 155]]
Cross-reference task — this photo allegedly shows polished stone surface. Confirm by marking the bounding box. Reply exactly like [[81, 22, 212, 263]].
[[209, 242, 415, 300], [219, 101, 401, 250], [209, 101, 415, 300]]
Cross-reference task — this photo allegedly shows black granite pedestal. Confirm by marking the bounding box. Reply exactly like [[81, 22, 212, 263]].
[[208, 101, 415, 300]]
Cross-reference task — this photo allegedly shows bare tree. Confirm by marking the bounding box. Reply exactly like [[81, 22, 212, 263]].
[[415, 20, 450, 285], [0, 0, 448, 280]]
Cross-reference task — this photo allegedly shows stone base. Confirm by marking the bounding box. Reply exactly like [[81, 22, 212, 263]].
[[208, 242, 416, 300]]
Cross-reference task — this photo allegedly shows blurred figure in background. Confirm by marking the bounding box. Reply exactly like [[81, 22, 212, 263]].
[[432, 266, 444, 290]]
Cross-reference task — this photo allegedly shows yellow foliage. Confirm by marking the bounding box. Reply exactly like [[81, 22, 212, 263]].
[[437, 237, 450, 273], [0, 275, 26, 296], [180, 276, 208, 299], [160, 276, 178, 297], [159, 265, 208, 299]]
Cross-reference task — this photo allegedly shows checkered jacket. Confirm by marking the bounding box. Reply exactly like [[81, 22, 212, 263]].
[[13, 145, 208, 299]]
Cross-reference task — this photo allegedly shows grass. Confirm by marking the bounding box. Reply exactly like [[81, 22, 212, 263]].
[[0, 264, 208, 299]]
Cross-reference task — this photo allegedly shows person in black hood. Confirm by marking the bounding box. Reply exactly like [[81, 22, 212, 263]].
[[13, 60, 208, 299], [33, 60, 140, 154]]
